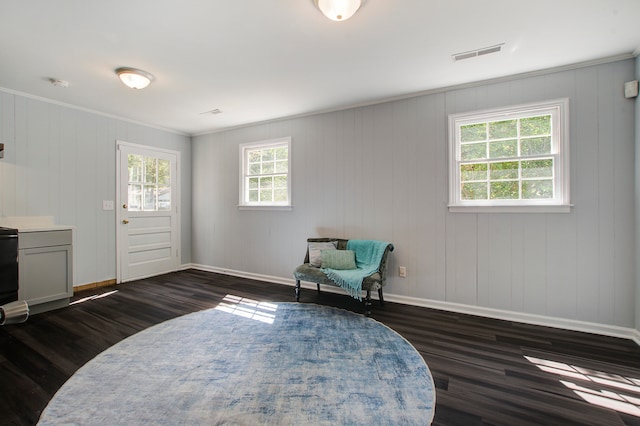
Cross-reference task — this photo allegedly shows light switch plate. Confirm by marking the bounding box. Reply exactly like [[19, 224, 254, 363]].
[[102, 200, 114, 210]]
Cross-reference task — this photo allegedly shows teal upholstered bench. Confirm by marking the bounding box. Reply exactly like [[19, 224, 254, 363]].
[[293, 237, 394, 315]]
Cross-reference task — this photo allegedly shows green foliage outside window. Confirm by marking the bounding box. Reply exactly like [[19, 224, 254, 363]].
[[460, 163, 487, 181], [490, 181, 519, 199], [489, 120, 517, 139], [520, 116, 550, 136], [459, 114, 553, 201], [461, 142, 486, 160], [489, 140, 517, 158], [490, 162, 518, 180], [128, 154, 171, 211], [460, 123, 486, 142], [461, 182, 487, 200], [521, 137, 551, 156], [245, 143, 289, 205]]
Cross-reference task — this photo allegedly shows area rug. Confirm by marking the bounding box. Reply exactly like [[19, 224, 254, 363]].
[[38, 299, 435, 425]]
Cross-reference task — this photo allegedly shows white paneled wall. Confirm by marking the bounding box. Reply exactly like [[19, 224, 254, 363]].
[[192, 59, 636, 328], [0, 93, 192, 286]]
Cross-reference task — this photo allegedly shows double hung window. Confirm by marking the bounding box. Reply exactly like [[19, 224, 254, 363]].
[[448, 99, 570, 212], [239, 137, 291, 209]]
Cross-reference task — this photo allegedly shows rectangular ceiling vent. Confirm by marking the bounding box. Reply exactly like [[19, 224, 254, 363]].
[[452, 44, 504, 62]]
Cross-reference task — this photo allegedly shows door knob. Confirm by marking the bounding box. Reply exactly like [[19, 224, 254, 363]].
[[122, 203, 128, 209], [122, 219, 129, 224]]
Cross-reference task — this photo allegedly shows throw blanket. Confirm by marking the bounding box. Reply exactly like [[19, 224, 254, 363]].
[[323, 240, 390, 301]]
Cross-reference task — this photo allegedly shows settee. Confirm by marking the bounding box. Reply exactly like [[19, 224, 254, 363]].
[[293, 237, 394, 315]]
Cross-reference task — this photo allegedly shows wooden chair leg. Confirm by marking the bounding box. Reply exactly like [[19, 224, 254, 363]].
[[378, 288, 385, 306], [295, 280, 301, 301], [364, 290, 372, 316]]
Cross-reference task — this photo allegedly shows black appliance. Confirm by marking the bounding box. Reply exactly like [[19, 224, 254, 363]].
[[0, 227, 19, 305]]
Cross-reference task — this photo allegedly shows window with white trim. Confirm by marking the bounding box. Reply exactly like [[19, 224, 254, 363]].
[[239, 137, 291, 209], [448, 99, 570, 213]]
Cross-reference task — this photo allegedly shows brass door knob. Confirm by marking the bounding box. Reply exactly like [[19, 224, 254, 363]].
[[122, 203, 128, 209], [122, 219, 129, 224]]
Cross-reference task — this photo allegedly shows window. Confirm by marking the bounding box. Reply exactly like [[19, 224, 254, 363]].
[[128, 154, 171, 211], [239, 137, 291, 209], [448, 99, 570, 213]]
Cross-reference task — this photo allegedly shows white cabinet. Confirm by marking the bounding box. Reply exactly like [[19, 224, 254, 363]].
[[18, 229, 73, 314]]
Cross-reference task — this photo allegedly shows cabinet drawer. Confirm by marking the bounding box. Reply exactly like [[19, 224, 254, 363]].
[[19, 230, 72, 249]]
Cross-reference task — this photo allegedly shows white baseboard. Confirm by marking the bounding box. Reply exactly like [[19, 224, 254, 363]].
[[189, 264, 293, 287], [387, 293, 640, 344], [188, 264, 640, 346]]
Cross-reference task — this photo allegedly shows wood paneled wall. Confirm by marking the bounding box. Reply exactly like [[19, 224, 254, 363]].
[[192, 59, 636, 328], [0, 93, 192, 286]]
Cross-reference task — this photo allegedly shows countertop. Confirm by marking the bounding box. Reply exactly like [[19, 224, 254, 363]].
[[0, 216, 73, 233], [17, 225, 74, 233]]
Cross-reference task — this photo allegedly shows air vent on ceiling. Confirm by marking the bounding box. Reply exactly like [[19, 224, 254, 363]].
[[452, 43, 504, 62], [200, 109, 223, 115], [50, 78, 69, 88]]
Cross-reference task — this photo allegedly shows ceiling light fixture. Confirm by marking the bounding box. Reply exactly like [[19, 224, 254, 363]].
[[313, 0, 365, 21], [115, 67, 154, 90]]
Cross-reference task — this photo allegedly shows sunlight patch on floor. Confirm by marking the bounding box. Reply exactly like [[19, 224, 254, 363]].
[[525, 355, 640, 417], [70, 290, 119, 305], [214, 294, 277, 324]]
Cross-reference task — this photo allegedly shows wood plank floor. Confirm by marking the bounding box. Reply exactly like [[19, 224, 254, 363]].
[[1, 269, 640, 425]]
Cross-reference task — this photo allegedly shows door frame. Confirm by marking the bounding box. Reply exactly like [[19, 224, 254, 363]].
[[115, 140, 181, 283]]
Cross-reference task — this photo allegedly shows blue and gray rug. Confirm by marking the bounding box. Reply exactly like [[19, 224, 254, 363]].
[[39, 299, 435, 425]]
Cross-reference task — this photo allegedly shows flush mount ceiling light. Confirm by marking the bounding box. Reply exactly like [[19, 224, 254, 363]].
[[313, 0, 365, 21], [115, 67, 154, 90]]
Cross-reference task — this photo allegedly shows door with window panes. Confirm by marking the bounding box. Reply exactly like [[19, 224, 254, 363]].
[[117, 142, 179, 282]]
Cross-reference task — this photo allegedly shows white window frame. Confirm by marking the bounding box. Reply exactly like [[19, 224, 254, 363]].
[[238, 137, 292, 210], [448, 98, 571, 213]]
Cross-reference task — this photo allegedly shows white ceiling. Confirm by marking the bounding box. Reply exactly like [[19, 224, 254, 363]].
[[1, 0, 639, 136]]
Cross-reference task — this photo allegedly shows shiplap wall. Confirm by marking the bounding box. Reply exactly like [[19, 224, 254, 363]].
[[192, 58, 636, 328], [0, 92, 192, 287]]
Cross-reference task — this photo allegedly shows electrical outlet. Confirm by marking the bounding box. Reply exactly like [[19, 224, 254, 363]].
[[399, 266, 406, 278], [102, 200, 114, 211]]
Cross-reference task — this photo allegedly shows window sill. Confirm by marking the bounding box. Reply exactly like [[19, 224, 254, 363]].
[[448, 204, 572, 213], [238, 205, 293, 211]]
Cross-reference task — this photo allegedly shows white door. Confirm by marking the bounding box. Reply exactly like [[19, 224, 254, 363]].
[[116, 142, 180, 283]]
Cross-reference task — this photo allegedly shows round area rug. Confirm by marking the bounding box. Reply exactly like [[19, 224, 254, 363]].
[[38, 301, 435, 425]]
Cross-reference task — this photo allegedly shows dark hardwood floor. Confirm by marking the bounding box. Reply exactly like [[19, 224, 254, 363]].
[[1, 269, 640, 425]]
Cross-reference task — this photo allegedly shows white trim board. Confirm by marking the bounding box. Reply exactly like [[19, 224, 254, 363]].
[[191, 264, 293, 287], [189, 264, 640, 346]]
